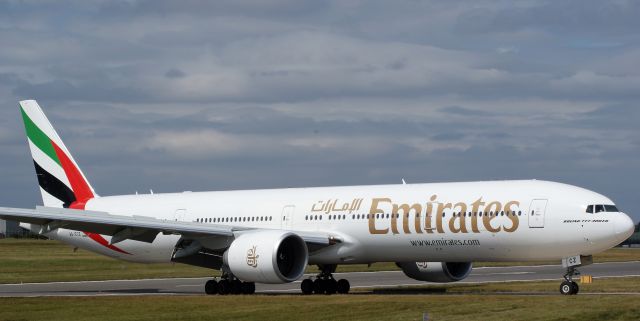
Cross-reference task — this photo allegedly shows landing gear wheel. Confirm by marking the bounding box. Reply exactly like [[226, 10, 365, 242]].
[[301, 279, 314, 295], [560, 266, 580, 295], [337, 279, 350, 294], [241, 282, 256, 294], [570, 281, 579, 295], [218, 279, 231, 295], [313, 264, 350, 295], [560, 281, 573, 295], [231, 280, 243, 294], [313, 278, 324, 294], [324, 279, 337, 295], [205, 280, 218, 295]]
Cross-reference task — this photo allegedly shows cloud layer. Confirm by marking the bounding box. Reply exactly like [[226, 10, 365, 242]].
[[0, 0, 638, 222]]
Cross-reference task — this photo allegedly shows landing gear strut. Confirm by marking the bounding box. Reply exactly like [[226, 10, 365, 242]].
[[559, 267, 580, 295], [300, 264, 350, 295], [205, 271, 255, 295]]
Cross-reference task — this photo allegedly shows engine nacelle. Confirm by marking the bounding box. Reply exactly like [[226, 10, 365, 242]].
[[223, 230, 308, 284], [397, 261, 472, 283]]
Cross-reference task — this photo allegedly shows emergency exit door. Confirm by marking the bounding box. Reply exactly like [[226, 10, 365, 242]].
[[528, 199, 547, 228], [174, 208, 187, 222]]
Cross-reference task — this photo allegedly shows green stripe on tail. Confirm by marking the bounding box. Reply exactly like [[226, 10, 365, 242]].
[[20, 107, 61, 166]]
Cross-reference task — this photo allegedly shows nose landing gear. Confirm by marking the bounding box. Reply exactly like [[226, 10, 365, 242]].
[[559, 267, 580, 295], [559, 255, 592, 295], [300, 264, 350, 295]]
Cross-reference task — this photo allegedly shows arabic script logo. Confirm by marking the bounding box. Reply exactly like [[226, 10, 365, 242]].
[[246, 246, 259, 268], [416, 262, 429, 269]]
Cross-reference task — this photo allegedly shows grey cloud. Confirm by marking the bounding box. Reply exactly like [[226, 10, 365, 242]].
[[98, 0, 326, 19], [431, 132, 466, 142], [165, 69, 186, 79], [455, 1, 640, 35], [573, 104, 640, 129], [439, 106, 493, 117], [0, 1, 637, 222], [0, 73, 23, 85], [12, 79, 146, 103]]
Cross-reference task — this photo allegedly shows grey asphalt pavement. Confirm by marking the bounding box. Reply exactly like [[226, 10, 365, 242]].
[[0, 261, 638, 297]]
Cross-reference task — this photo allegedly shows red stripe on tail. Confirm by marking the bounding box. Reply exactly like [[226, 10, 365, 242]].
[[51, 140, 93, 209]]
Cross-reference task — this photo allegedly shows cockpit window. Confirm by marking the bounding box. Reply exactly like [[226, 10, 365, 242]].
[[586, 204, 619, 213], [604, 205, 619, 212]]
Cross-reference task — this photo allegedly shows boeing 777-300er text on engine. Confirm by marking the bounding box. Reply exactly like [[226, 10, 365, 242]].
[[0, 100, 635, 295]]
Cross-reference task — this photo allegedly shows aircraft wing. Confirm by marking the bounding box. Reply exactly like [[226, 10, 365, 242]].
[[0, 206, 336, 250]]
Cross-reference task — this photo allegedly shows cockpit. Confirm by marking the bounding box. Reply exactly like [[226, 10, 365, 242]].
[[586, 204, 619, 214]]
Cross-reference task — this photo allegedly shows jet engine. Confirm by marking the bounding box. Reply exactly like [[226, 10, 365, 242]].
[[397, 261, 472, 283], [223, 230, 308, 284]]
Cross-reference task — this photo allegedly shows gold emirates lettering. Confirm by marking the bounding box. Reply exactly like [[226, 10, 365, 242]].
[[368, 196, 520, 235]]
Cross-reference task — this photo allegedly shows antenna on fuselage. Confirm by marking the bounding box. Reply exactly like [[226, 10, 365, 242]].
[[401, 178, 407, 185]]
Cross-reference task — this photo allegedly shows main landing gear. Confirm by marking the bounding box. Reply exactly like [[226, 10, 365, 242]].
[[559, 266, 580, 295], [300, 264, 350, 295], [205, 272, 255, 295]]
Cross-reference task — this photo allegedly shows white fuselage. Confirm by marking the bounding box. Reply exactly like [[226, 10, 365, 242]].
[[47, 180, 632, 265]]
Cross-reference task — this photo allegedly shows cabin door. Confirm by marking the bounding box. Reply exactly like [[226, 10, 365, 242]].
[[281, 205, 295, 229], [528, 199, 547, 228]]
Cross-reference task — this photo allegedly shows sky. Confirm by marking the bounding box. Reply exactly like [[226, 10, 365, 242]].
[[0, 0, 638, 223]]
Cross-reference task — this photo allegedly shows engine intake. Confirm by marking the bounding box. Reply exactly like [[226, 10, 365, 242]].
[[397, 261, 472, 283], [224, 230, 308, 284]]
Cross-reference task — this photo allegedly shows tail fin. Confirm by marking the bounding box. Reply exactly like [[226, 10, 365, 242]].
[[19, 100, 97, 209]]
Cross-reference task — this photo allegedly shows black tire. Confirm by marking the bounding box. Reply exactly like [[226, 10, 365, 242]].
[[231, 280, 243, 294], [559, 281, 573, 295], [205, 280, 218, 295], [336, 279, 350, 294], [241, 282, 256, 295], [324, 279, 337, 295], [570, 281, 579, 295], [313, 278, 324, 294], [218, 280, 230, 295], [301, 279, 314, 295]]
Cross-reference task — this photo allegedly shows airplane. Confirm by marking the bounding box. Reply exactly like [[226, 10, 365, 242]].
[[0, 100, 635, 296]]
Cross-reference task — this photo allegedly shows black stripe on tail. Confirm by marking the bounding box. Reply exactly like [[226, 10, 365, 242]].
[[33, 160, 76, 208]]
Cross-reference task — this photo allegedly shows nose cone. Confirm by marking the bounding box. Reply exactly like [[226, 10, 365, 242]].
[[614, 214, 635, 239]]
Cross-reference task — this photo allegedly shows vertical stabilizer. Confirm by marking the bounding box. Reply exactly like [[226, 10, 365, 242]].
[[19, 100, 97, 209]]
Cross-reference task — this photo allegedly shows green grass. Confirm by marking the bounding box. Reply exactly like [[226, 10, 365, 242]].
[[0, 288, 638, 321], [1, 238, 639, 284]]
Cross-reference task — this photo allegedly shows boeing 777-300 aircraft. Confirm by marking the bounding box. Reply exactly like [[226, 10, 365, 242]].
[[0, 100, 635, 295]]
